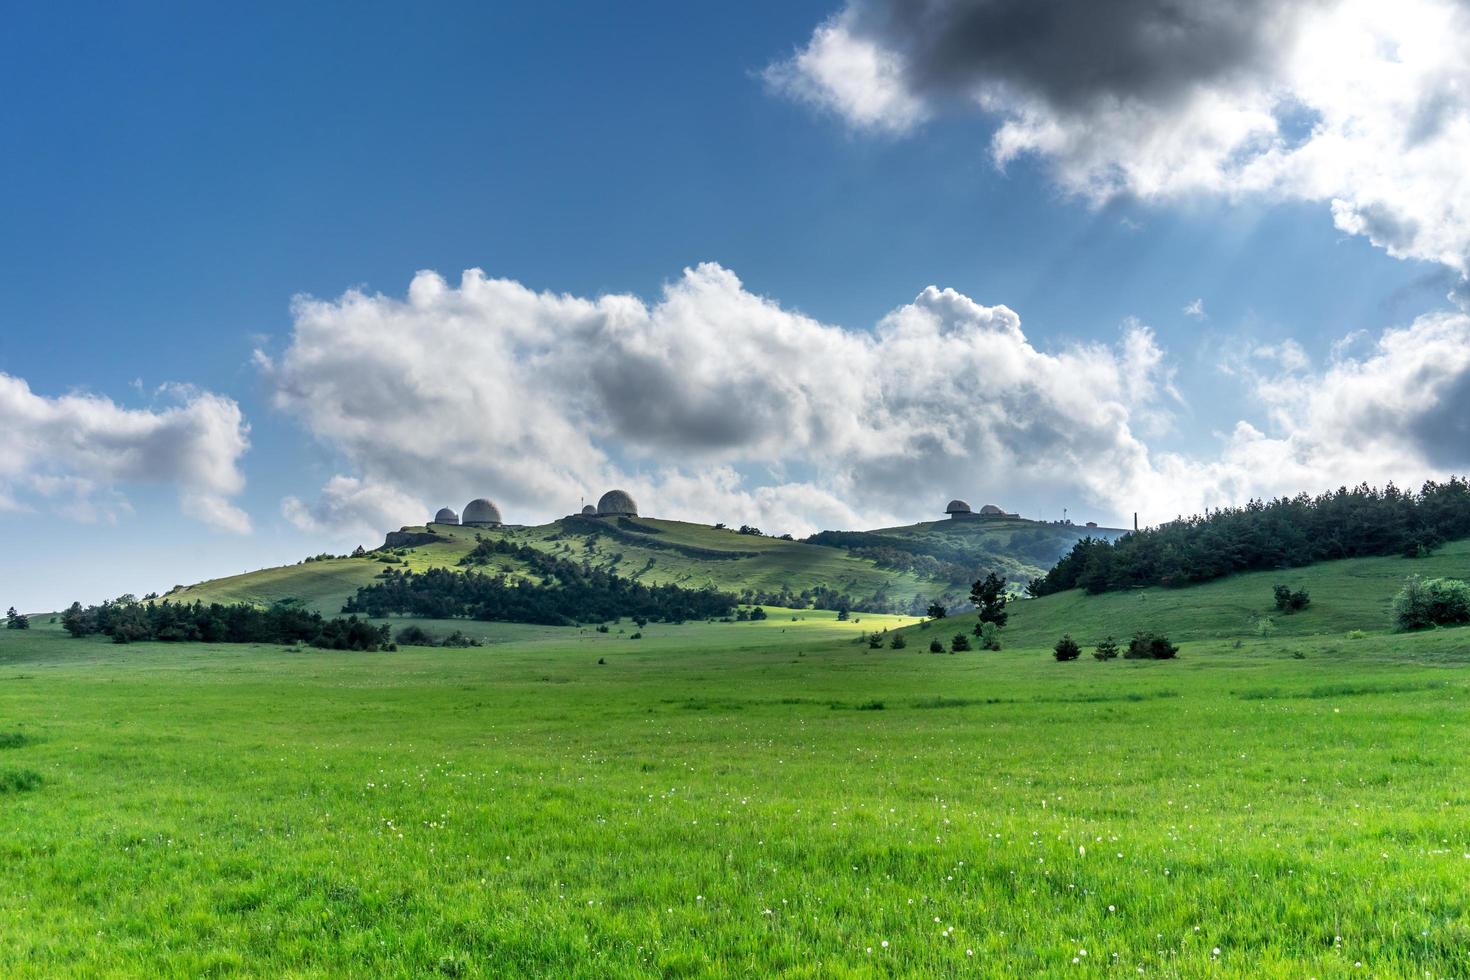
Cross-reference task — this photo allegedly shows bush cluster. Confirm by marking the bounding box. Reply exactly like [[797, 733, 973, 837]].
[[1393, 576, 1470, 631], [1273, 584, 1311, 613], [1054, 631, 1176, 662]]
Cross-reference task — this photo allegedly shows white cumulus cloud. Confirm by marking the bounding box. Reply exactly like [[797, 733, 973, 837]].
[[0, 375, 251, 532], [259, 264, 1177, 535], [260, 264, 1470, 535]]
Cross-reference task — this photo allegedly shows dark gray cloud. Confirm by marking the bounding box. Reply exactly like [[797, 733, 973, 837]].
[[774, 0, 1470, 277], [1409, 368, 1470, 468], [848, 0, 1315, 112]]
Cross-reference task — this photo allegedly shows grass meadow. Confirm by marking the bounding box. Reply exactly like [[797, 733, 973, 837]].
[[4, 552, 1470, 976]]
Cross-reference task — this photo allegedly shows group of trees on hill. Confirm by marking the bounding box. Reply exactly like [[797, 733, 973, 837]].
[[1031, 479, 1470, 595], [6, 607, 28, 630], [58, 597, 392, 650], [347, 541, 735, 625]]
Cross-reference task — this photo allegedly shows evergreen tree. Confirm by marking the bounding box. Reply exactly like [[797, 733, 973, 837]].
[[970, 573, 1009, 628], [1053, 634, 1081, 661]]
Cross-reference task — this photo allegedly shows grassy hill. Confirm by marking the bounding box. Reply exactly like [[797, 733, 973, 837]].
[[169, 514, 1127, 617], [923, 536, 1470, 649]]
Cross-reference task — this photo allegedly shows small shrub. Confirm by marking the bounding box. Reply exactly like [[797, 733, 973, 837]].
[[1255, 617, 1276, 639], [1393, 575, 1470, 631], [1053, 634, 1081, 661], [395, 625, 438, 647], [975, 621, 1002, 651], [440, 630, 479, 648], [596, 624, 610, 633], [856, 700, 885, 711], [1347, 629, 1367, 640], [889, 633, 907, 650], [629, 632, 643, 640], [867, 632, 884, 649], [1093, 636, 1119, 661], [950, 633, 972, 653], [749, 607, 767, 621], [928, 638, 944, 653], [1125, 631, 1179, 660], [0, 768, 41, 793]]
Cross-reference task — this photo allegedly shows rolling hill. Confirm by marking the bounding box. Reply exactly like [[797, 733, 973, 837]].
[[925, 536, 1470, 648], [166, 513, 1125, 616]]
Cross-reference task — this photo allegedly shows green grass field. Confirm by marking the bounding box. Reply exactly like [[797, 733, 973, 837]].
[[4, 545, 1470, 976]]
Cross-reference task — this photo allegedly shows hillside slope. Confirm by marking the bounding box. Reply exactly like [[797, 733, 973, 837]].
[[819, 515, 1129, 585], [925, 537, 1470, 648], [167, 513, 1134, 618], [171, 517, 946, 615]]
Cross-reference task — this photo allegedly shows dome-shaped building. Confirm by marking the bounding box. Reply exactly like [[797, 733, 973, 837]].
[[945, 499, 972, 519], [596, 489, 638, 517], [979, 504, 1006, 516], [462, 498, 504, 527], [433, 507, 460, 525], [581, 504, 596, 516]]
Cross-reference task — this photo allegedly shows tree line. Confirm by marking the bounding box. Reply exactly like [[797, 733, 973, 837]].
[[59, 597, 393, 650], [1031, 479, 1470, 595], [346, 540, 735, 624]]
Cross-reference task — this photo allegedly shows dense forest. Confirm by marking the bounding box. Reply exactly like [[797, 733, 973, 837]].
[[345, 539, 735, 624], [1032, 479, 1470, 595], [60, 598, 393, 650]]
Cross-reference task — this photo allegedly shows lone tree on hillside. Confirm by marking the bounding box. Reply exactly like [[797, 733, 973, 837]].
[[5, 607, 28, 630], [1093, 636, 1120, 661], [970, 573, 1009, 629], [929, 637, 944, 653], [926, 602, 947, 620], [889, 632, 907, 650], [1053, 634, 1081, 661], [950, 633, 972, 653]]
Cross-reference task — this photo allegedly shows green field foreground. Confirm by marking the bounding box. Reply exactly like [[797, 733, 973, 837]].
[[5, 571, 1470, 975]]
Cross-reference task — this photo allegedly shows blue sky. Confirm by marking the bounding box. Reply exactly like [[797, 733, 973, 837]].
[[3, 1, 1469, 610]]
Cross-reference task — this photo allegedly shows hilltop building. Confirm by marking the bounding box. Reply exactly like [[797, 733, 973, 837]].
[[581, 504, 596, 516], [433, 507, 460, 525], [596, 489, 638, 517], [943, 499, 1019, 520], [462, 498, 504, 527]]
